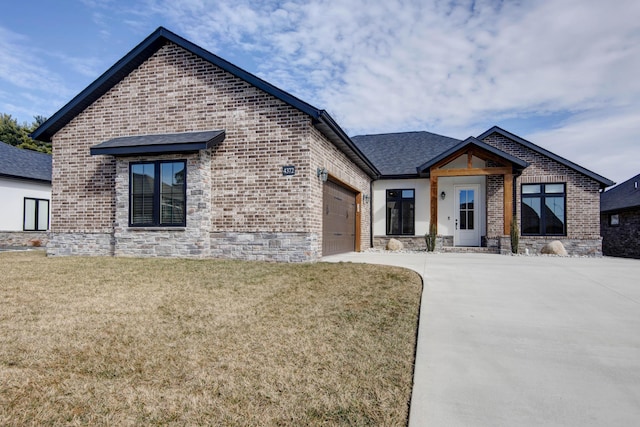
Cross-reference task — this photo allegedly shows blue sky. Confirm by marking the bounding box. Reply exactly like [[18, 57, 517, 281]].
[[1, 0, 638, 185]]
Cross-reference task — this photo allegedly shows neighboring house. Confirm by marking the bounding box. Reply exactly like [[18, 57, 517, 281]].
[[352, 129, 614, 255], [600, 174, 640, 259], [0, 141, 52, 247], [31, 27, 614, 260]]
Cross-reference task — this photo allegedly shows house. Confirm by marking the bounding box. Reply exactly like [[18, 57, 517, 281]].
[[352, 129, 614, 255], [31, 27, 614, 260], [600, 174, 640, 259], [31, 27, 377, 261], [0, 141, 52, 247]]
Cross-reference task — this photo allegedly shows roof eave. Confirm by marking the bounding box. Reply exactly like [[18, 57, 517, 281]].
[[31, 27, 324, 143], [90, 142, 210, 156], [478, 126, 615, 188], [315, 111, 380, 179], [0, 172, 51, 184]]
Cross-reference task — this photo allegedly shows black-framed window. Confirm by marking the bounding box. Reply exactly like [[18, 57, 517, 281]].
[[386, 189, 415, 235], [23, 198, 49, 231], [521, 183, 566, 235], [130, 160, 186, 227]]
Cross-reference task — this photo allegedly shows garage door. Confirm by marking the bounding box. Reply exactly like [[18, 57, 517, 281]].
[[323, 180, 356, 256]]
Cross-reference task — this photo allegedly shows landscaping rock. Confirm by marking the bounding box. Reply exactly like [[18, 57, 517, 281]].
[[387, 238, 404, 251], [541, 240, 568, 256]]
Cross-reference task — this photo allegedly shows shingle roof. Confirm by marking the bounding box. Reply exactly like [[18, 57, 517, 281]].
[[351, 131, 460, 176], [0, 141, 51, 183], [600, 173, 640, 212], [90, 130, 225, 156], [30, 27, 378, 177]]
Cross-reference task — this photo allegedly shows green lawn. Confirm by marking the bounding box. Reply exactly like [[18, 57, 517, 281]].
[[0, 251, 422, 426]]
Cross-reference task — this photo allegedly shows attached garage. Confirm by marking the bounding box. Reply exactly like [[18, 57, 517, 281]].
[[322, 180, 358, 256]]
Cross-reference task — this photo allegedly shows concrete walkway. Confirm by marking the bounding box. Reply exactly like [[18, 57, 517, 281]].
[[322, 252, 640, 426]]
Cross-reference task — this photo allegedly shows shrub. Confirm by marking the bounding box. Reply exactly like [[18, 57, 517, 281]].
[[425, 222, 437, 252], [510, 216, 519, 254]]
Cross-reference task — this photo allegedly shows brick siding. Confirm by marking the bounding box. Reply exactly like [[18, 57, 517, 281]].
[[482, 133, 603, 255], [601, 209, 640, 259], [48, 42, 370, 261]]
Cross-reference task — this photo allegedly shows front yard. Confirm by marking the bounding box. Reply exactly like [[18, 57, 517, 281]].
[[0, 251, 421, 426]]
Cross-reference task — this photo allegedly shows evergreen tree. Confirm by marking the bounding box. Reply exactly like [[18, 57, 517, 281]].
[[0, 113, 51, 154]]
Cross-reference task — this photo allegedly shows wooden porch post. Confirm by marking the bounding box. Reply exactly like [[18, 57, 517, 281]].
[[430, 174, 438, 232], [503, 173, 513, 235]]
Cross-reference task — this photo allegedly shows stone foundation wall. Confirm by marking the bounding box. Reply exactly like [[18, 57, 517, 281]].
[[210, 232, 318, 262], [517, 236, 602, 256], [0, 231, 49, 247], [373, 236, 427, 251], [114, 229, 210, 258], [47, 233, 115, 256]]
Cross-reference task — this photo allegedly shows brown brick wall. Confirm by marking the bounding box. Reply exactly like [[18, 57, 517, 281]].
[[48, 41, 371, 260], [486, 174, 504, 238], [309, 127, 372, 254], [482, 133, 602, 240]]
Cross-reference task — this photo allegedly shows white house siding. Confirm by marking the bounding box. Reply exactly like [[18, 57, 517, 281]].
[[0, 177, 51, 231], [372, 178, 429, 248], [372, 156, 487, 249]]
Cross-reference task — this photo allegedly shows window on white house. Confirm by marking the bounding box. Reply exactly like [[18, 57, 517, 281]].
[[521, 183, 566, 235], [23, 198, 49, 231], [386, 189, 415, 235], [130, 160, 186, 226]]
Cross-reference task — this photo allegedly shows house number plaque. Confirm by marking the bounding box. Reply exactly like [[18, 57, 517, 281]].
[[282, 165, 296, 176]]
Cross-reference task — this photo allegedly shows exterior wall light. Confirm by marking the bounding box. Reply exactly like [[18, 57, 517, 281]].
[[440, 191, 446, 200], [363, 194, 370, 203], [317, 167, 329, 182]]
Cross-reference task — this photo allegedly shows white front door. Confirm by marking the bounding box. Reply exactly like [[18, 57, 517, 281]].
[[454, 185, 480, 247]]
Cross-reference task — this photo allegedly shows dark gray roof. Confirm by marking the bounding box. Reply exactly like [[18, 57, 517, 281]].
[[416, 136, 529, 174], [31, 27, 378, 177], [478, 126, 615, 188], [351, 131, 460, 176], [90, 130, 225, 156], [601, 173, 640, 212], [0, 141, 51, 183]]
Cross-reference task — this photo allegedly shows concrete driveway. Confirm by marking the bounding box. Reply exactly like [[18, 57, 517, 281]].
[[322, 252, 640, 426]]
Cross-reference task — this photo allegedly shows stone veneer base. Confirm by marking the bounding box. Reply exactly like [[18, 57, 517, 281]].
[[0, 231, 49, 248], [47, 233, 115, 256], [45, 231, 319, 262], [376, 234, 603, 256], [210, 232, 318, 262], [485, 236, 603, 256]]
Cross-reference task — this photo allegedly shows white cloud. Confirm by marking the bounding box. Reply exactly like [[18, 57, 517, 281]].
[[118, 0, 639, 182], [0, 27, 66, 95], [527, 107, 639, 185], [5, 0, 637, 182]]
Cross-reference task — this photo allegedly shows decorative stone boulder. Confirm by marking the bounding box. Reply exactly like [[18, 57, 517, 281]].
[[541, 240, 568, 256], [386, 238, 404, 251]]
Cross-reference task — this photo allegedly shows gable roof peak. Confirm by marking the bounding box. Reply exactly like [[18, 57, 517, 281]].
[[477, 126, 614, 188], [29, 26, 378, 177]]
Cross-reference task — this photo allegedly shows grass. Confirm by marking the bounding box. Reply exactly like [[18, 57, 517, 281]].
[[0, 251, 422, 426]]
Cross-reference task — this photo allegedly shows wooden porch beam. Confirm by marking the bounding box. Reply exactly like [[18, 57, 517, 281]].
[[431, 166, 512, 177], [504, 173, 513, 235], [430, 174, 438, 232]]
